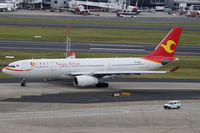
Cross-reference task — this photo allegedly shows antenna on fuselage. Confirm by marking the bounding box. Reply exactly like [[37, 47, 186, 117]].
[[65, 24, 71, 58]]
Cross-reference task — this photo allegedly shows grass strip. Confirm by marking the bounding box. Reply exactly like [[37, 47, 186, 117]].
[[1, 17, 200, 27], [0, 26, 199, 45]]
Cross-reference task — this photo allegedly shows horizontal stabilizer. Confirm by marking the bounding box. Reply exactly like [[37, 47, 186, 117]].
[[169, 66, 179, 72]]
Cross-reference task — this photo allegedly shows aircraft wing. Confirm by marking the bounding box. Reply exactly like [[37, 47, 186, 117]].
[[70, 70, 167, 76], [70, 67, 179, 76]]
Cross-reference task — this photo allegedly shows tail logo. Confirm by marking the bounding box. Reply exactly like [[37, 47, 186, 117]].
[[161, 40, 176, 53]]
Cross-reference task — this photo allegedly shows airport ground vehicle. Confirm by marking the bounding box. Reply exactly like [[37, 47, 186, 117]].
[[163, 101, 181, 109], [0, 2, 16, 12], [2, 27, 182, 87]]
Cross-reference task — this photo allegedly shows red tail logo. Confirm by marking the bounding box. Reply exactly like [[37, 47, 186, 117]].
[[142, 27, 183, 63]]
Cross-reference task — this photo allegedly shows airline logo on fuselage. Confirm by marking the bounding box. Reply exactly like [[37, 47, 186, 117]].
[[161, 40, 176, 53], [30, 62, 35, 66]]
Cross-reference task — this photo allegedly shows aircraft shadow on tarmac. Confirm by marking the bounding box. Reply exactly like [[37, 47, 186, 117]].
[[3, 89, 200, 103]]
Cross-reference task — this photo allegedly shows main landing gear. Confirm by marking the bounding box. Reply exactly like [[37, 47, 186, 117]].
[[21, 78, 26, 87], [96, 83, 109, 88]]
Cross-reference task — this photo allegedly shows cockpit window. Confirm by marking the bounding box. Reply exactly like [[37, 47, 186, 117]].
[[7, 65, 15, 68]]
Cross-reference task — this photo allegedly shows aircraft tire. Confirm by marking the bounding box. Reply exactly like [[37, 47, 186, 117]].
[[21, 79, 26, 87], [21, 82, 26, 87], [96, 83, 109, 88], [103, 83, 109, 88]]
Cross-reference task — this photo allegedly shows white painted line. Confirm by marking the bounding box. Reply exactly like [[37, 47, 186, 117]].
[[5, 56, 15, 59], [0, 47, 63, 51], [90, 48, 145, 51], [0, 104, 199, 121], [0, 105, 162, 121], [34, 36, 42, 38], [89, 44, 143, 47]]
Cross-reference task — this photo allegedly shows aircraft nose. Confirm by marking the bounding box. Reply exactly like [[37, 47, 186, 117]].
[[2, 68, 6, 73], [2, 68, 10, 75]]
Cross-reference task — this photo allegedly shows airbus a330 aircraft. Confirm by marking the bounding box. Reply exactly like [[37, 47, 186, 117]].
[[2, 27, 182, 87]]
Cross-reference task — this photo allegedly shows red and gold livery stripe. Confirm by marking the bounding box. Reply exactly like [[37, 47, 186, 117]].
[[141, 57, 161, 64], [5, 67, 32, 72]]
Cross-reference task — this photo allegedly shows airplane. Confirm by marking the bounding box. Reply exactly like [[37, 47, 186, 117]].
[[126, 0, 139, 14], [2, 27, 182, 87], [74, 5, 89, 15], [117, 0, 139, 17]]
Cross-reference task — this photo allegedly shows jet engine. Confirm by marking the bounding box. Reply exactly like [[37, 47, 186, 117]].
[[73, 75, 98, 87]]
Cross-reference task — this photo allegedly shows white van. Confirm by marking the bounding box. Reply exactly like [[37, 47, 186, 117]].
[[0, 2, 16, 12], [163, 100, 181, 109]]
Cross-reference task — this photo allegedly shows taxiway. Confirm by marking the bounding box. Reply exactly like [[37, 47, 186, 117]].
[[0, 40, 200, 55], [0, 82, 200, 133], [1, 12, 200, 24], [0, 82, 200, 102], [0, 20, 199, 31]]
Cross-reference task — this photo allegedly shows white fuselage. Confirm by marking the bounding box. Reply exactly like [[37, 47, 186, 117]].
[[3, 57, 161, 80]]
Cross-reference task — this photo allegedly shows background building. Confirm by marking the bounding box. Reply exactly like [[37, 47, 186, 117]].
[[166, 0, 200, 11], [131, 0, 165, 7], [43, 0, 67, 9], [24, 0, 200, 11]]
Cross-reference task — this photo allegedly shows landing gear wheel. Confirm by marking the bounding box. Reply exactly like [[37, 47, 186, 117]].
[[21, 79, 26, 87], [96, 83, 109, 88], [103, 83, 109, 88]]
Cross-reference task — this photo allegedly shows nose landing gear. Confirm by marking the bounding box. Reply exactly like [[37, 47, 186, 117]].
[[21, 79, 26, 87]]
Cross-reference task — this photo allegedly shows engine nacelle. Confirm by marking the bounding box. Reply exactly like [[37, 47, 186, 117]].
[[73, 75, 98, 87]]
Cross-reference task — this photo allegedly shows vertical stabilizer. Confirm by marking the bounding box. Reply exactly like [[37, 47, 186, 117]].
[[142, 27, 182, 63]]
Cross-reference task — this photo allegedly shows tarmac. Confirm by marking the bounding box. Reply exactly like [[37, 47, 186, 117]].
[[0, 19, 199, 31], [0, 104, 200, 133], [1, 10, 200, 24], [0, 81, 200, 133]]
